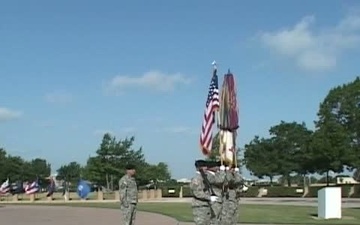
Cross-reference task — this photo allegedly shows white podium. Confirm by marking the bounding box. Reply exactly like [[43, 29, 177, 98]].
[[317, 187, 341, 219]]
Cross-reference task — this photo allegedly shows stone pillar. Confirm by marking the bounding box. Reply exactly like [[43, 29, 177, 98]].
[[12, 194, 18, 202], [29, 194, 35, 202], [64, 191, 70, 201], [97, 191, 104, 200], [142, 190, 148, 200], [179, 186, 183, 198], [47, 196, 53, 201], [149, 189, 155, 199], [156, 189, 162, 199], [115, 191, 120, 201]]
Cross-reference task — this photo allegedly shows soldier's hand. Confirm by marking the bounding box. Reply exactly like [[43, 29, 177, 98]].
[[234, 167, 239, 172], [210, 195, 219, 202], [220, 165, 225, 171]]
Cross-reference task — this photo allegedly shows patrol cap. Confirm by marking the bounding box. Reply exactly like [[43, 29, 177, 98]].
[[125, 163, 136, 170], [206, 161, 219, 168], [194, 159, 207, 167]]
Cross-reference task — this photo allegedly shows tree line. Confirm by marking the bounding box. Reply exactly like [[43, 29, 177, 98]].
[[242, 77, 360, 186], [0, 133, 172, 190], [0, 149, 51, 187], [56, 133, 172, 189]]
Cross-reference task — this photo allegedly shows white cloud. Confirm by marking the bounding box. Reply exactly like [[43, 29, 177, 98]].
[[104, 70, 191, 94], [259, 13, 360, 71], [44, 91, 73, 104], [0, 107, 22, 122]]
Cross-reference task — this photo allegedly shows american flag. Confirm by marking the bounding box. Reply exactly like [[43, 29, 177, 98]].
[[0, 178, 10, 195], [200, 68, 220, 155], [25, 178, 39, 195]]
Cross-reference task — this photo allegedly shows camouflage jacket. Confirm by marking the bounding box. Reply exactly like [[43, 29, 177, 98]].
[[225, 171, 243, 201], [206, 170, 226, 198], [119, 174, 138, 205], [190, 172, 211, 207]]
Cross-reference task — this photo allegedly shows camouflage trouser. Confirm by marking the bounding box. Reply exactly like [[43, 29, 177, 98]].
[[120, 203, 137, 225], [221, 200, 239, 225], [192, 205, 212, 225], [210, 202, 222, 225]]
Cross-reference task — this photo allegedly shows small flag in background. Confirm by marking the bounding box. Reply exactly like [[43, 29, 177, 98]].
[[0, 178, 10, 195], [46, 177, 55, 197], [200, 68, 220, 155], [25, 178, 39, 195], [77, 179, 90, 199]]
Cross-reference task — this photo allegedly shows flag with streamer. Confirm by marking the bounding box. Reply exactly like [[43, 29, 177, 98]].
[[46, 177, 56, 197], [200, 62, 220, 155], [25, 178, 39, 195], [219, 70, 239, 165], [0, 178, 10, 195]]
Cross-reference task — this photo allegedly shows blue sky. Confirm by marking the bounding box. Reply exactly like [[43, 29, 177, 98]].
[[1, 0, 360, 179]]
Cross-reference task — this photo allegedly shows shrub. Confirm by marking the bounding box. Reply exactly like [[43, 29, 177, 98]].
[[241, 186, 258, 197], [181, 186, 193, 197], [265, 186, 304, 197], [306, 185, 353, 198], [350, 184, 360, 198], [161, 186, 181, 198]]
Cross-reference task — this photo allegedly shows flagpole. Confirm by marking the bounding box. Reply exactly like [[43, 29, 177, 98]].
[[212, 61, 223, 165]]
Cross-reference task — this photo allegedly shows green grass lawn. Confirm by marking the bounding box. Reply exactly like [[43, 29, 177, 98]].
[[2, 202, 359, 224]]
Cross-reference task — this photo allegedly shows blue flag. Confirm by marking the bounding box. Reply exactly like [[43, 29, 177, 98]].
[[77, 180, 90, 199]]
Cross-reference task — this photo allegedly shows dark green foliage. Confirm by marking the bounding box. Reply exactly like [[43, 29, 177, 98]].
[[0, 148, 51, 187]]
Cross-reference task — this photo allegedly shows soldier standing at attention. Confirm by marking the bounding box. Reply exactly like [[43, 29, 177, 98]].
[[222, 164, 243, 225], [206, 161, 226, 225], [190, 160, 219, 225], [119, 164, 138, 225]]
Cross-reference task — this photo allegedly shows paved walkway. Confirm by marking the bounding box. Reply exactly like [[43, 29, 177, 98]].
[[0, 205, 178, 225], [2, 198, 359, 225], [0, 205, 282, 225]]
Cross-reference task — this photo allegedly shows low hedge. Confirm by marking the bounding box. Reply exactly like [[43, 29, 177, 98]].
[[161, 184, 360, 198], [265, 186, 304, 197], [241, 186, 258, 197], [161, 186, 181, 197], [306, 185, 353, 198]]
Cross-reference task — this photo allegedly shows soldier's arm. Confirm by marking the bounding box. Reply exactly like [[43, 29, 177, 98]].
[[205, 171, 216, 184], [118, 178, 128, 205], [233, 172, 243, 185], [225, 170, 233, 182], [190, 178, 211, 201], [214, 170, 226, 183]]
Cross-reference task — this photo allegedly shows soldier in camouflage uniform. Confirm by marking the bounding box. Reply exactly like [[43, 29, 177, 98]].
[[222, 164, 243, 225], [206, 161, 226, 225], [190, 160, 219, 225], [119, 164, 138, 225]]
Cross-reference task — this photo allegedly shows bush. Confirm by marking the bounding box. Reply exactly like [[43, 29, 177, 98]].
[[306, 185, 353, 198], [161, 186, 181, 197], [350, 184, 360, 198], [265, 186, 304, 197], [182, 186, 193, 197], [241, 186, 258, 197]]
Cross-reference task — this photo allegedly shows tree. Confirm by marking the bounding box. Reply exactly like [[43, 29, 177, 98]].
[[139, 162, 172, 188], [244, 136, 278, 184], [0, 147, 52, 187], [56, 161, 83, 183], [83, 133, 147, 190], [269, 121, 313, 186], [310, 77, 360, 184]]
